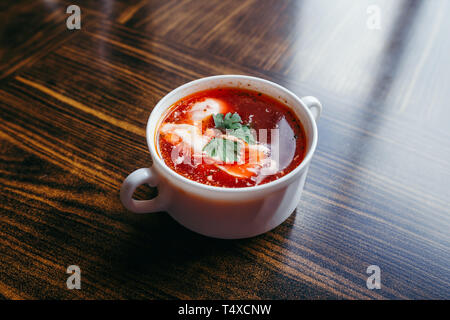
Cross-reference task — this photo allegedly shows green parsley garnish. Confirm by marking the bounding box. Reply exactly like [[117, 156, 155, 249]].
[[212, 112, 255, 144], [229, 126, 255, 144], [203, 137, 240, 163], [213, 112, 243, 130]]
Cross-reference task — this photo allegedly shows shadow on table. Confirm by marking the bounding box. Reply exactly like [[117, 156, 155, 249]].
[[123, 207, 295, 265], [99, 203, 297, 298]]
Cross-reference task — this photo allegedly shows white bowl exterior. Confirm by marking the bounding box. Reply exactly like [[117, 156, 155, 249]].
[[145, 75, 318, 238]]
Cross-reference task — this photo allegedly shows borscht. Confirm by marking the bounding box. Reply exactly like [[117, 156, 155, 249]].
[[156, 87, 307, 188]]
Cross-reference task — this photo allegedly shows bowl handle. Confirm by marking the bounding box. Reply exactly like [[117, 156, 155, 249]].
[[120, 167, 164, 213], [301, 96, 322, 121]]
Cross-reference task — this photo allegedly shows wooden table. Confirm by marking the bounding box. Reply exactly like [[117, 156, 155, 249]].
[[1, 0, 449, 300]]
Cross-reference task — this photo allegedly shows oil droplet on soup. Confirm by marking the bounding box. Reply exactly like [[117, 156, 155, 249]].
[[157, 87, 307, 188]]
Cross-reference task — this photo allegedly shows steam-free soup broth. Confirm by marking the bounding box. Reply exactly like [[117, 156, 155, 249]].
[[157, 87, 307, 188]]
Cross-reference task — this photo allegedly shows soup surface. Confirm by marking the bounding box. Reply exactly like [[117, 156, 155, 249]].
[[157, 87, 307, 188]]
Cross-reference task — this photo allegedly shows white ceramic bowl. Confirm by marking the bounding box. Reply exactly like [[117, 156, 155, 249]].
[[120, 75, 322, 239]]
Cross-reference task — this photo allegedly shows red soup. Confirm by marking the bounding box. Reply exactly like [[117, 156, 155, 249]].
[[156, 87, 307, 188]]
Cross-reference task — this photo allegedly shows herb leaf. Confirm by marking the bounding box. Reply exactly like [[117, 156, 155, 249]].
[[203, 137, 240, 163], [214, 112, 242, 130], [213, 112, 255, 144], [229, 126, 255, 144], [213, 113, 225, 129]]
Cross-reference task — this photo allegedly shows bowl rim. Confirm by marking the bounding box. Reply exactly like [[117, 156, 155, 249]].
[[146, 74, 318, 193]]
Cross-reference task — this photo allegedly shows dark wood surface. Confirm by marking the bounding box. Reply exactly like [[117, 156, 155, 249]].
[[1, 0, 449, 300]]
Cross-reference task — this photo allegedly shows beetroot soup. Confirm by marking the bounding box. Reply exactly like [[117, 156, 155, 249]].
[[156, 87, 307, 188]]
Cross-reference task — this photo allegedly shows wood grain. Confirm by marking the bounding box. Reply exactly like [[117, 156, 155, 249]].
[[0, 0, 449, 299]]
